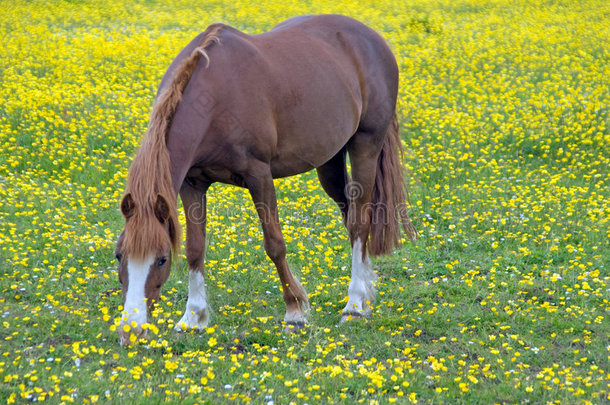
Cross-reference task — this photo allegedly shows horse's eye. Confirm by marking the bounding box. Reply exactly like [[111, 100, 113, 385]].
[[115, 253, 122, 262], [157, 257, 167, 267]]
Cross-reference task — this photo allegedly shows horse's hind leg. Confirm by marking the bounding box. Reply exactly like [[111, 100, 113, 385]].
[[341, 131, 384, 322], [245, 161, 309, 331], [175, 183, 211, 331], [316, 147, 350, 222]]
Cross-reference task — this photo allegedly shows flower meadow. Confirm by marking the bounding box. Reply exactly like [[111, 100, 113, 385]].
[[0, 0, 608, 403]]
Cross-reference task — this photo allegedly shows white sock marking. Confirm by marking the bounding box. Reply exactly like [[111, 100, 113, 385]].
[[343, 238, 377, 318], [175, 270, 210, 331], [282, 277, 309, 326], [121, 255, 153, 329]]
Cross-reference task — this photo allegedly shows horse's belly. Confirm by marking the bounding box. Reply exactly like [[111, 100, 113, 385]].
[[270, 90, 359, 176], [269, 158, 316, 179], [271, 115, 355, 177]]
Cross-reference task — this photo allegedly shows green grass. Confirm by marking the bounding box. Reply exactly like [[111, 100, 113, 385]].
[[0, 0, 609, 403]]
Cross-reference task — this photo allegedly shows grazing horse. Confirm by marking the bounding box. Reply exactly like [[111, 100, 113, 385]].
[[114, 14, 416, 345]]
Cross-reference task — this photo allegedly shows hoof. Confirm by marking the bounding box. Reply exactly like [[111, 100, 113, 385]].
[[340, 311, 366, 323], [174, 320, 207, 333], [174, 307, 210, 333], [118, 328, 147, 346], [283, 321, 307, 334]]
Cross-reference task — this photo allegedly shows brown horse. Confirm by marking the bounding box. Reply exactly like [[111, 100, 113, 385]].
[[114, 14, 416, 345]]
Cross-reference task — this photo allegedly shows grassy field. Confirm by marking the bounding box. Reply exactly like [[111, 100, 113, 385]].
[[1, 0, 608, 403]]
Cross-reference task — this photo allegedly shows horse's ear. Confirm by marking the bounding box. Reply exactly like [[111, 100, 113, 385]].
[[154, 194, 170, 224], [121, 193, 135, 219], [168, 217, 178, 250]]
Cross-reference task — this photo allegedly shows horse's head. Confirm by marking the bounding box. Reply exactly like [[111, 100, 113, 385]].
[[115, 192, 178, 345]]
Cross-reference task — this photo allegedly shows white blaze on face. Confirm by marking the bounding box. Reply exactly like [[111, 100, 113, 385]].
[[121, 254, 154, 329]]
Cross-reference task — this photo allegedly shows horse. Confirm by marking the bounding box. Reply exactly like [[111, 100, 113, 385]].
[[114, 14, 416, 345]]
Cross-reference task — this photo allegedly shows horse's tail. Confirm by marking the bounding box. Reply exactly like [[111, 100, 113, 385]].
[[368, 111, 417, 256]]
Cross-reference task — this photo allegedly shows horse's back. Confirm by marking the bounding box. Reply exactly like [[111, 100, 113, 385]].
[[168, 15, 398, 181], [263, 14, 399, 133]]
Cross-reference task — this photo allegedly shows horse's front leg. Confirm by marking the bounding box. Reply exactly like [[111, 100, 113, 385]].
[[245, 162, 309, 332], [175, 183, 211, 331]]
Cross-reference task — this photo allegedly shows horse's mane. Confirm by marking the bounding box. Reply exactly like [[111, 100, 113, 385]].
[[121, 24, 224, 259]]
